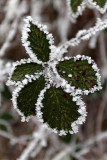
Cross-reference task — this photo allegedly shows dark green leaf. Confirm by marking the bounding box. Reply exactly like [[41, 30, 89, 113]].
[[71, 157, 78, 160], [56, 58, 97, 91], [12, 62, 42, 82], [93, 0, 106, 7], [17, 76, 46, 117], [42, 87, 80, 132], [104, 28, 107, 34], [27, 21, 51, 62], [1, 84, 12, 100], [59, 133, 73, 143], [0, 112, 14, 122], [84, 79, 107, 99], [70, 0, 83, 13], [0, 124, 8, 132]]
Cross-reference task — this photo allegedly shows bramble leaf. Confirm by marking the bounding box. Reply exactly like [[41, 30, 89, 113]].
[[0, 124, 8, 132], [70, 0, 83, 13], [1, 84, 12, 100], [0, 120, 12, 133], [59, 133, 73, 143], [0, 112, 14, 122], [93, 0, 107, 8], [6, 16, 103, 135], [42, 87, 80, 132], [27, 21, 52, 62], [17, 76, 46, 117], [11, 62, 42, 83], [56, 57, 97, 91]]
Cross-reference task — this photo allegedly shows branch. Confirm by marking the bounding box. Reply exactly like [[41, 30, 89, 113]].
[[0, 0, 28, 57], [0, 130, 31, 145], [17, 126, 49, 160], [60, 18, 107, 52], [52, 131, 107, 160]]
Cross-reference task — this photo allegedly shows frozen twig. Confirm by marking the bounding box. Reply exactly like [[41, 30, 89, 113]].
[[52, 131, 107, 160], [0, 0, 28, 57], [0, 130, 31, 145], [60, 18, 107, 51], [17, 126, 48, 160]]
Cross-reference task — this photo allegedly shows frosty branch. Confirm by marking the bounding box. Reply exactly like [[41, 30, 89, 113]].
[[7, 15, 107, 136]]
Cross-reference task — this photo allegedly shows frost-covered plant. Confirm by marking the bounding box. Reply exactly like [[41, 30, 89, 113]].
[[0, 111, 15, 133], [7, 16, 102, 136], [0, 59, 11, 92], [67, 0, 107, 22]]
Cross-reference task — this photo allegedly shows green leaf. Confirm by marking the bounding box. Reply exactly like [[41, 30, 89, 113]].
[[0, 124, 8, 132], [27, 21, 51, 62], [72, 157, 78, 160], [84, 79, 107, 99], [70, 0, 83, 13], [1, 84, 12, 100], [59, 133, 73, 143], [93, 0, 106, 7], [0, 112, 14, 122], [42, 87, 80, 132], [11, 62, 42, 82], [56, 58, 97, 91], [104, 28, 107, 34], [17, 76, 46, 117]]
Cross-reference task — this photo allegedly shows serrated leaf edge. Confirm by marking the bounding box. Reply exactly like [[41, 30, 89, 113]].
[[53, 55, 102, 96], [67, 0, 107, 22], [21, 16, 54, 63], [36, 85, 87, 136], [66, 0, 86, 22], [6, 58, 43, 86], [89, 0, 107, 13], [11, 73, 43, 122]]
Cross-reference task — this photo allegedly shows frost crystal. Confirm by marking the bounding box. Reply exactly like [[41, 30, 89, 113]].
[[67, 0, 107, 22], [7, 16, 104, 136]]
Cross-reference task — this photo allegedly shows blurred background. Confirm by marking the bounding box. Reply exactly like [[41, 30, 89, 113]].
[[0, 0, 107, 160]]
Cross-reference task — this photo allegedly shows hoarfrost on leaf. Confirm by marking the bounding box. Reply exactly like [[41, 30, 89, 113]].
[[67, 0, 107, 22], [7, 16, 103, 135]]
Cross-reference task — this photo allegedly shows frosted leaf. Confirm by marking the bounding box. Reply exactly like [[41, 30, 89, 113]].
[[67, 0, 107, 22], [56, 55, 102, 95], [36, 86, 87, 135], [7, 16, 103, 136]]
